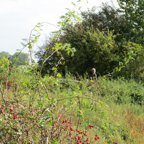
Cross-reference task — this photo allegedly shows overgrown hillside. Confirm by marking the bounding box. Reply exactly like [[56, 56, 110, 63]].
[[0, 64, 144, 143], [1, 0, 144, 143]]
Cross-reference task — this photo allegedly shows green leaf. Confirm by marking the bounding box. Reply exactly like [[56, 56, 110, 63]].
[[57, 73, 62, 78]]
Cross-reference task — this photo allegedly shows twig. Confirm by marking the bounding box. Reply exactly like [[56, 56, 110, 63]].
[[76, 96, 81, 130], [33, 69, 50, 100], [34, 73, 41, 101], [5, 60, 9, 96], [0, 85, 6, 105], [55, 54, 64, 68]]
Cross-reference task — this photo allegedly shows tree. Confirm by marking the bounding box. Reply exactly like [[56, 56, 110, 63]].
[[11, 52, 30, 65], [0, 51, 11, 59], [36, 4, 126, 76], [61, 27, 121, 76], [36, 3, 143, 78], [36, 26, 124, 76], [109, 0, 144, 80], [118, 0, 144, 45]]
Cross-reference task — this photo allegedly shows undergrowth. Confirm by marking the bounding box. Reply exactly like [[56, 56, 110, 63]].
[[0, 65, 144, 144]]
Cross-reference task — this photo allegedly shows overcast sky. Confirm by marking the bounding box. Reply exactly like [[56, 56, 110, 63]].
[[0, 0, 119, 59]]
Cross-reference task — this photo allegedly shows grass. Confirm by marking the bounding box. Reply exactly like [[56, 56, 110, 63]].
[[0, 66, 144, 144]]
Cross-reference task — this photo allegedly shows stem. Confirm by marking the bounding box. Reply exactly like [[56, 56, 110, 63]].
[[34, 73, 41, 101], [0, 86, 6, 105], [55, 54, 63, 68], [5, 60, 9, 98]]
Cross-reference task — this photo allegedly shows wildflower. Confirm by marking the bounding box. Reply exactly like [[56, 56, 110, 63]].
[[70, 127, 74, 131], [77, 141, 80, 144], [77, 129, 80, 133], [89, 125, 94, 129], [78, 136, 81, 140], [10, 108, 13, 111], [95, 135, 100, 140], [84, 133, 87, 136]]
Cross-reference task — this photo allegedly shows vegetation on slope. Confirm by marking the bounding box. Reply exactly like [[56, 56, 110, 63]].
[[1, 0, 144, 143], [0, 63, 144, 143]]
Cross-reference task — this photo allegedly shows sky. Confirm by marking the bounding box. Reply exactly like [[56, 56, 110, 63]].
[[0, 0, 119, 60]]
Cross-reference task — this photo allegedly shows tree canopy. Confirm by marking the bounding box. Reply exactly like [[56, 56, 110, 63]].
[[118, 0, 144, 45], [0, 51, 30, 65], [0, 51, 11, 59], [35, 2, 144, 79], [11, 52, 30, 65]]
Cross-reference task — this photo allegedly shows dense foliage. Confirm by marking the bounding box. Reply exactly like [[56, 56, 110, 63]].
[[0, 61, 144, 143], [1, 1, 144, 143], [0, 51, 11, 59], [36, 3, 144, 79], [118, 0, 144, 45]]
